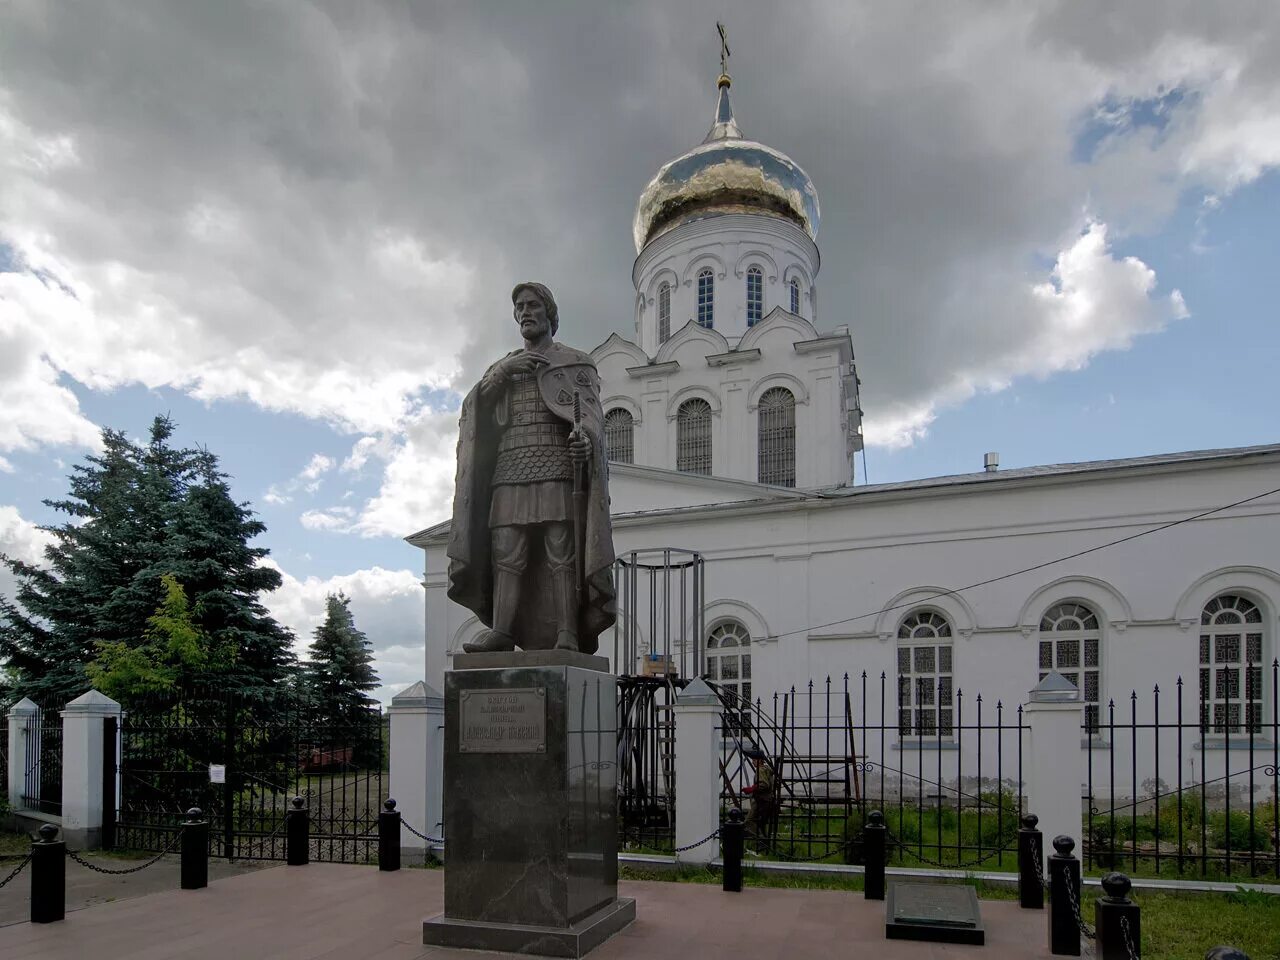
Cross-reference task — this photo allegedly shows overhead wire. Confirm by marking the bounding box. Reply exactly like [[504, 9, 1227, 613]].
[[757, 483, 1280, 644]]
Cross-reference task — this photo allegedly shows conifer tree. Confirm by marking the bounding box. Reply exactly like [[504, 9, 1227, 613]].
[[87, 573, 234, 705], [0, 416, 294, 706], [304, 593, 379, 730]]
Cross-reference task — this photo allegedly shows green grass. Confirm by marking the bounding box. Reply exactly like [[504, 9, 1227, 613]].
[[618, 865, 1280, 959]]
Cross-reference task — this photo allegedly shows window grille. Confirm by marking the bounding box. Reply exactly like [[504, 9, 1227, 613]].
[[696, 270, 714, 328], [676, 398, 712, 475], [757, 387, 796, 487], [896, 611, 954, 737], [657, 282, 671, 344], [706, 620, 752, 728], [789, 277, 801, 315], [604, 408, 634, 464], [1199, 594, 1264, 735], [1039, 602, 1102, 733], [746, 266, 763, 326]]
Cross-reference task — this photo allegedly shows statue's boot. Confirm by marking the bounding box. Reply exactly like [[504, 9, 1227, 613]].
[[462, 566, 521, 653], [462, 629, 516, 653], [550, 562, 579, 652]]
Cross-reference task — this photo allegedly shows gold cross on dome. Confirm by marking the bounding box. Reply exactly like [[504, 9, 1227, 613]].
[[717, 22, 730, 77]]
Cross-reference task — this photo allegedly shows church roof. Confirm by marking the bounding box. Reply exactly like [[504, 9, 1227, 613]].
[[817, 443, 1280, 500], [404, 443, 1280, 546]]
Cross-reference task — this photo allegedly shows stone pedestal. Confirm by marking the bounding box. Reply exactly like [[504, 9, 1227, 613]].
[[423, 651, 634, 958]]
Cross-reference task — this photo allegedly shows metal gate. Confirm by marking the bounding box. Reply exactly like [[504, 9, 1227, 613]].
[[112, 692, 385, 863]]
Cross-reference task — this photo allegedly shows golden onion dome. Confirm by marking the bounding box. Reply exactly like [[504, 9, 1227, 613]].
[[633, 74, 820, 253]]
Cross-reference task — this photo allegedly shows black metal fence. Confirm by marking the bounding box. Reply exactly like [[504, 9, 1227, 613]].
[[1085, 660, 1280, 879], [616, 674, 684, 852], [1, 715, 8, 808], [717, 673, 1027, 868], [113, 691, 385, 864], [20, 705, 63, 816]]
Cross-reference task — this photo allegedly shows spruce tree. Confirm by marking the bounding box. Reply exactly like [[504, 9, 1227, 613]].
[[0, 416, 295, 706], [305, 593, 379, 730]]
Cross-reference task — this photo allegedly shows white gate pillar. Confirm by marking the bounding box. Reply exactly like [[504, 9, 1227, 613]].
[[61, 689, 122, 850], [390, 681, 445, 858], [6, 697, 38, 811], [1023, 672, 1083, 875], [673, 677, 721, 865]]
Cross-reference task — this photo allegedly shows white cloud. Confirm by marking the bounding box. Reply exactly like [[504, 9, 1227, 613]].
[[863, 221, 1185, 449], [299, 506, 356, 531], [264, 452, 338, 504], [259, 558, 424, 704], [353, 409, 460, 538], [298, 454, 335, 485], [0, 504, 57, 603]]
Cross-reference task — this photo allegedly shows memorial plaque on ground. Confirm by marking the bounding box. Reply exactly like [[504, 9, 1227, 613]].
[[885, 882, 985, 945], [459, 687, 547, 753]]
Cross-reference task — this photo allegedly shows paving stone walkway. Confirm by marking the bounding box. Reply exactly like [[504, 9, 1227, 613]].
[[0, 861, 1065, 959], [0, 851, 270, 928]]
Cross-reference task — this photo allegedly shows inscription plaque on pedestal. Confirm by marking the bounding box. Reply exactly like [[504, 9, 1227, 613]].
[[886, 882, 985, 945], [459, 687, 547, 753]]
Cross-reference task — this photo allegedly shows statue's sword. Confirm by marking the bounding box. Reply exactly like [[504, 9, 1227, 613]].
[[571, 390, 585, 608]]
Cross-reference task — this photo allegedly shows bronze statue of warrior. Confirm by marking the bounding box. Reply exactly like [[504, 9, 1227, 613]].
[[446, 282, 617, 654]]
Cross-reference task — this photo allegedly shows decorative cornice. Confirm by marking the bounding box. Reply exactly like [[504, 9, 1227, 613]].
[[706, 348, 760, 367], [627, 360, 680, 379]]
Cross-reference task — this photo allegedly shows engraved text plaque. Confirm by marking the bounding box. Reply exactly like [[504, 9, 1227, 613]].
[[459, 687, 547, 753]]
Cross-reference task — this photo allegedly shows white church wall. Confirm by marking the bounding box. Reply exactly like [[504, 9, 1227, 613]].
[[590, 313, 853, 487], [416, 449, 1280, 798], [633, 213, 820, 354]]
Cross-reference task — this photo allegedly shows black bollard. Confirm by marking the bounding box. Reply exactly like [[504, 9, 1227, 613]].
[[379, 799, 402, 872], [864, 810, 886, 901], [721, 807, 745, 892], [1095, 872, 1140, 959], [1204, 948, 1251, 960], [1019, 813, 1044, 909], [30, 823, 65, 924], [286, 796, 309, 866], [181, 807, 208, 890], [1047, 834, 1082, 957]]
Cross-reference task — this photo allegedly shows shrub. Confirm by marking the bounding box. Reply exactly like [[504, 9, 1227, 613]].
[[1209, 811, 1272, 852]]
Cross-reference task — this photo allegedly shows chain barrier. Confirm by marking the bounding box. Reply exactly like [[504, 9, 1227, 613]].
[[67, 827, 184, 876], [1032, 843, 1050, 891], [1063, 867, 1097, 941], [748, 836, 848, 863], [886, 830, 1019, 871], [672, 828, 719, 853], [1119, 915, 1139, 960], [400, 819, 446, 845], [0, 854, 32, 890]]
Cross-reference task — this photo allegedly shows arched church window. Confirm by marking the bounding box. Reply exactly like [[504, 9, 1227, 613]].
[[1039, 602, 1102, 734], [658, 281, 671, 344], [604, 408, 634, 464], [706, 620, 752, 721], [746, 266, 763, 326], [896, 610, 953, 738], [676, 398, 712, 475], [697, 269, 714, 328], [757, 387, 796, 487], [1199, 594, 1264, 735], [789, 277, 801, 315]]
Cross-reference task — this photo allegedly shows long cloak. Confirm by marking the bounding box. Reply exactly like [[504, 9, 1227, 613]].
[[446, 341, 617, 653]]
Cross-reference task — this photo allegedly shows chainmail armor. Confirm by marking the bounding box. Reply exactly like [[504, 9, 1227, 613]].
[[493, 373, 572, 485]]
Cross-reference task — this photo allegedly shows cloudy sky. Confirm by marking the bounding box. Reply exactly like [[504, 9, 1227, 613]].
[[1, 2, 1277, 701]]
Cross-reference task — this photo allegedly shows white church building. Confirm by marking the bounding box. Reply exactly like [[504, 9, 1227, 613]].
[[408, 70, 1280, 793]]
